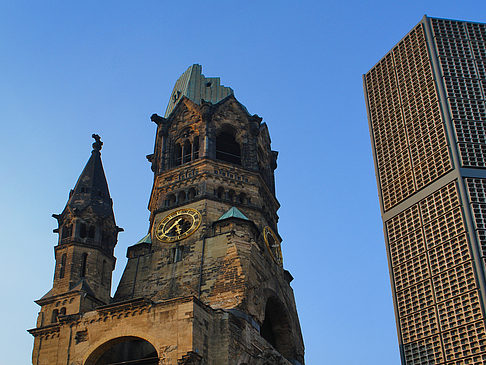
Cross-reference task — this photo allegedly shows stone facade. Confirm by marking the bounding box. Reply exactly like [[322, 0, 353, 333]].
[[30, 66, 305, 365]]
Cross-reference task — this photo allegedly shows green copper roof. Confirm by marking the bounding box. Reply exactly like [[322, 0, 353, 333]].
[[217, 207, 249, 221], [136, 233, 152, 245], [164, 64, 233, 117]]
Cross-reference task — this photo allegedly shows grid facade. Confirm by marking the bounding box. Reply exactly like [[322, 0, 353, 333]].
[[365, 17, 486, 365]]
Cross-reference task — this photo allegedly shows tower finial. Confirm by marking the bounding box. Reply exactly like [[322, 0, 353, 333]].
[[92, 134, 103, 152]]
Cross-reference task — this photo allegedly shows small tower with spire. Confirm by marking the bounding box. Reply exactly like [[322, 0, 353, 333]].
[[34, 135, 122, 328]]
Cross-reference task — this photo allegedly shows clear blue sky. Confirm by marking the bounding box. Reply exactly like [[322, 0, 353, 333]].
[[1, 1, 485, 364]]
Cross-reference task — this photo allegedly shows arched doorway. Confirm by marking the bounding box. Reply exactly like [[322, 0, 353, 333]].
[[260, 296, 296, 362], [85, 336, 158, 365]]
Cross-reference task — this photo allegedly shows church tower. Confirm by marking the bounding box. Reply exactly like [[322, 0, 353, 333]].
[[30, 66, 304, 365]]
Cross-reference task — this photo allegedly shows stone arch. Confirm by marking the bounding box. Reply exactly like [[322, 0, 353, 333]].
[[188, 187, 197, 200], [84, 336, 158, 365], [177, 190, 186, 203], [260, 295, 296, 362], [216, 187, 225, 199], [215, 125, 241, 165], [166, 194, 176, 207]]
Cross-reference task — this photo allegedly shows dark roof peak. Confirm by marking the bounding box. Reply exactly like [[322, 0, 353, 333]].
[[60, 135, 114, 219]]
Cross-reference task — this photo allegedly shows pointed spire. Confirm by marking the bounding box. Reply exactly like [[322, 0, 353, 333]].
[[64, 134, 113, 217]]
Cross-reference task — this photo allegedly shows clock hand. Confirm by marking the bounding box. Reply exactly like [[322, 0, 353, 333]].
[[166, 218, 183, 234]]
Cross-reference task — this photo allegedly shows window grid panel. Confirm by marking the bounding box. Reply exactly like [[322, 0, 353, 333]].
[[400, 306, 440, 344], [470, 204, 486, 230], [390, 229, 425, 268], [379, 149, 413, 188], [394, 25, 452, 190], [393, 253, 430, 292], [471, 41, 486, 60], [381, 172, 416, 211], [437, 290, 483, 332], [403, 335, 444, 365], [446, 353, 486, 365], [465, 177, 486, 203], [448, 99, 486, 121], [466, 22, 486, 42], [442, 321, 486, 361], [476, 60, 486, 80], [444, 77, 484, 100], [432, 18, 468, 40], [366, 49, 417, 211], [459, 143, 486, 167], [478, 232, 486, 258], [454, 120, 486, 144], [439, 57, 478, 78], [413, 146, 452, 190], [432, 261, 477, 304], [428, 234, 471, 276], [423, 207, 466, 249], [419, 182, 459, 224], [396, 279, 435, 318], [386, 205, 422, 243], [435, 37, 473, 59]]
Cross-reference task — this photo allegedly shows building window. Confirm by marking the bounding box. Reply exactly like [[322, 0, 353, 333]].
[[171, 246, 183, 263], [188, 187, 197, 200], [101, 260, 107, 283], [175, 144, 183, 166], [173, 136, 200, 167], [88, 225, 95, 239], [80, 253, 88, 278], [80, 223, 87, 238], [59, 307, 66, 316], [51, 309, 59, 323], [193, 137, 200, 159], [216, 187, 225, 199], [216, 131, 241, 165], [166, 194, 176, 207], [177, 191, 186, 203], [62, 225, 72, 239], [183, 140, 191, 163], [59, 253, 67, 279]]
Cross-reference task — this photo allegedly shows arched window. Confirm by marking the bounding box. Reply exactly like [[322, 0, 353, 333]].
[[177, 191, 186, 203], [59, 253, 67, 279], [193, 137, 200, 160], [216, 130, 241, 165], [216, 187, 225, 199], [88, 225, 96, 239], [80, 223, 87, 238], [166, 194, 176, 207], [174, 144, 182, 166], [59, 307, 66, 316], [62, 225, 72, 239], [239, 193, 247, 204], [228, 189, 235, 202], [188, 187, 197, 200], [80, 253, 88, 278], [51, 309, 59, 323], [183, 140, 192, 163]]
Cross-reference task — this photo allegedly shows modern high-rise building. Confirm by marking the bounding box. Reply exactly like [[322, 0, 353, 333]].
[[364, 16, 486, 364], [28, 65, 305, 365]]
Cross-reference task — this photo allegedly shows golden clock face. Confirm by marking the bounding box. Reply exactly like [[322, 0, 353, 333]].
[[155, 208, 202, 243], [263, 226, 283, 266]]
